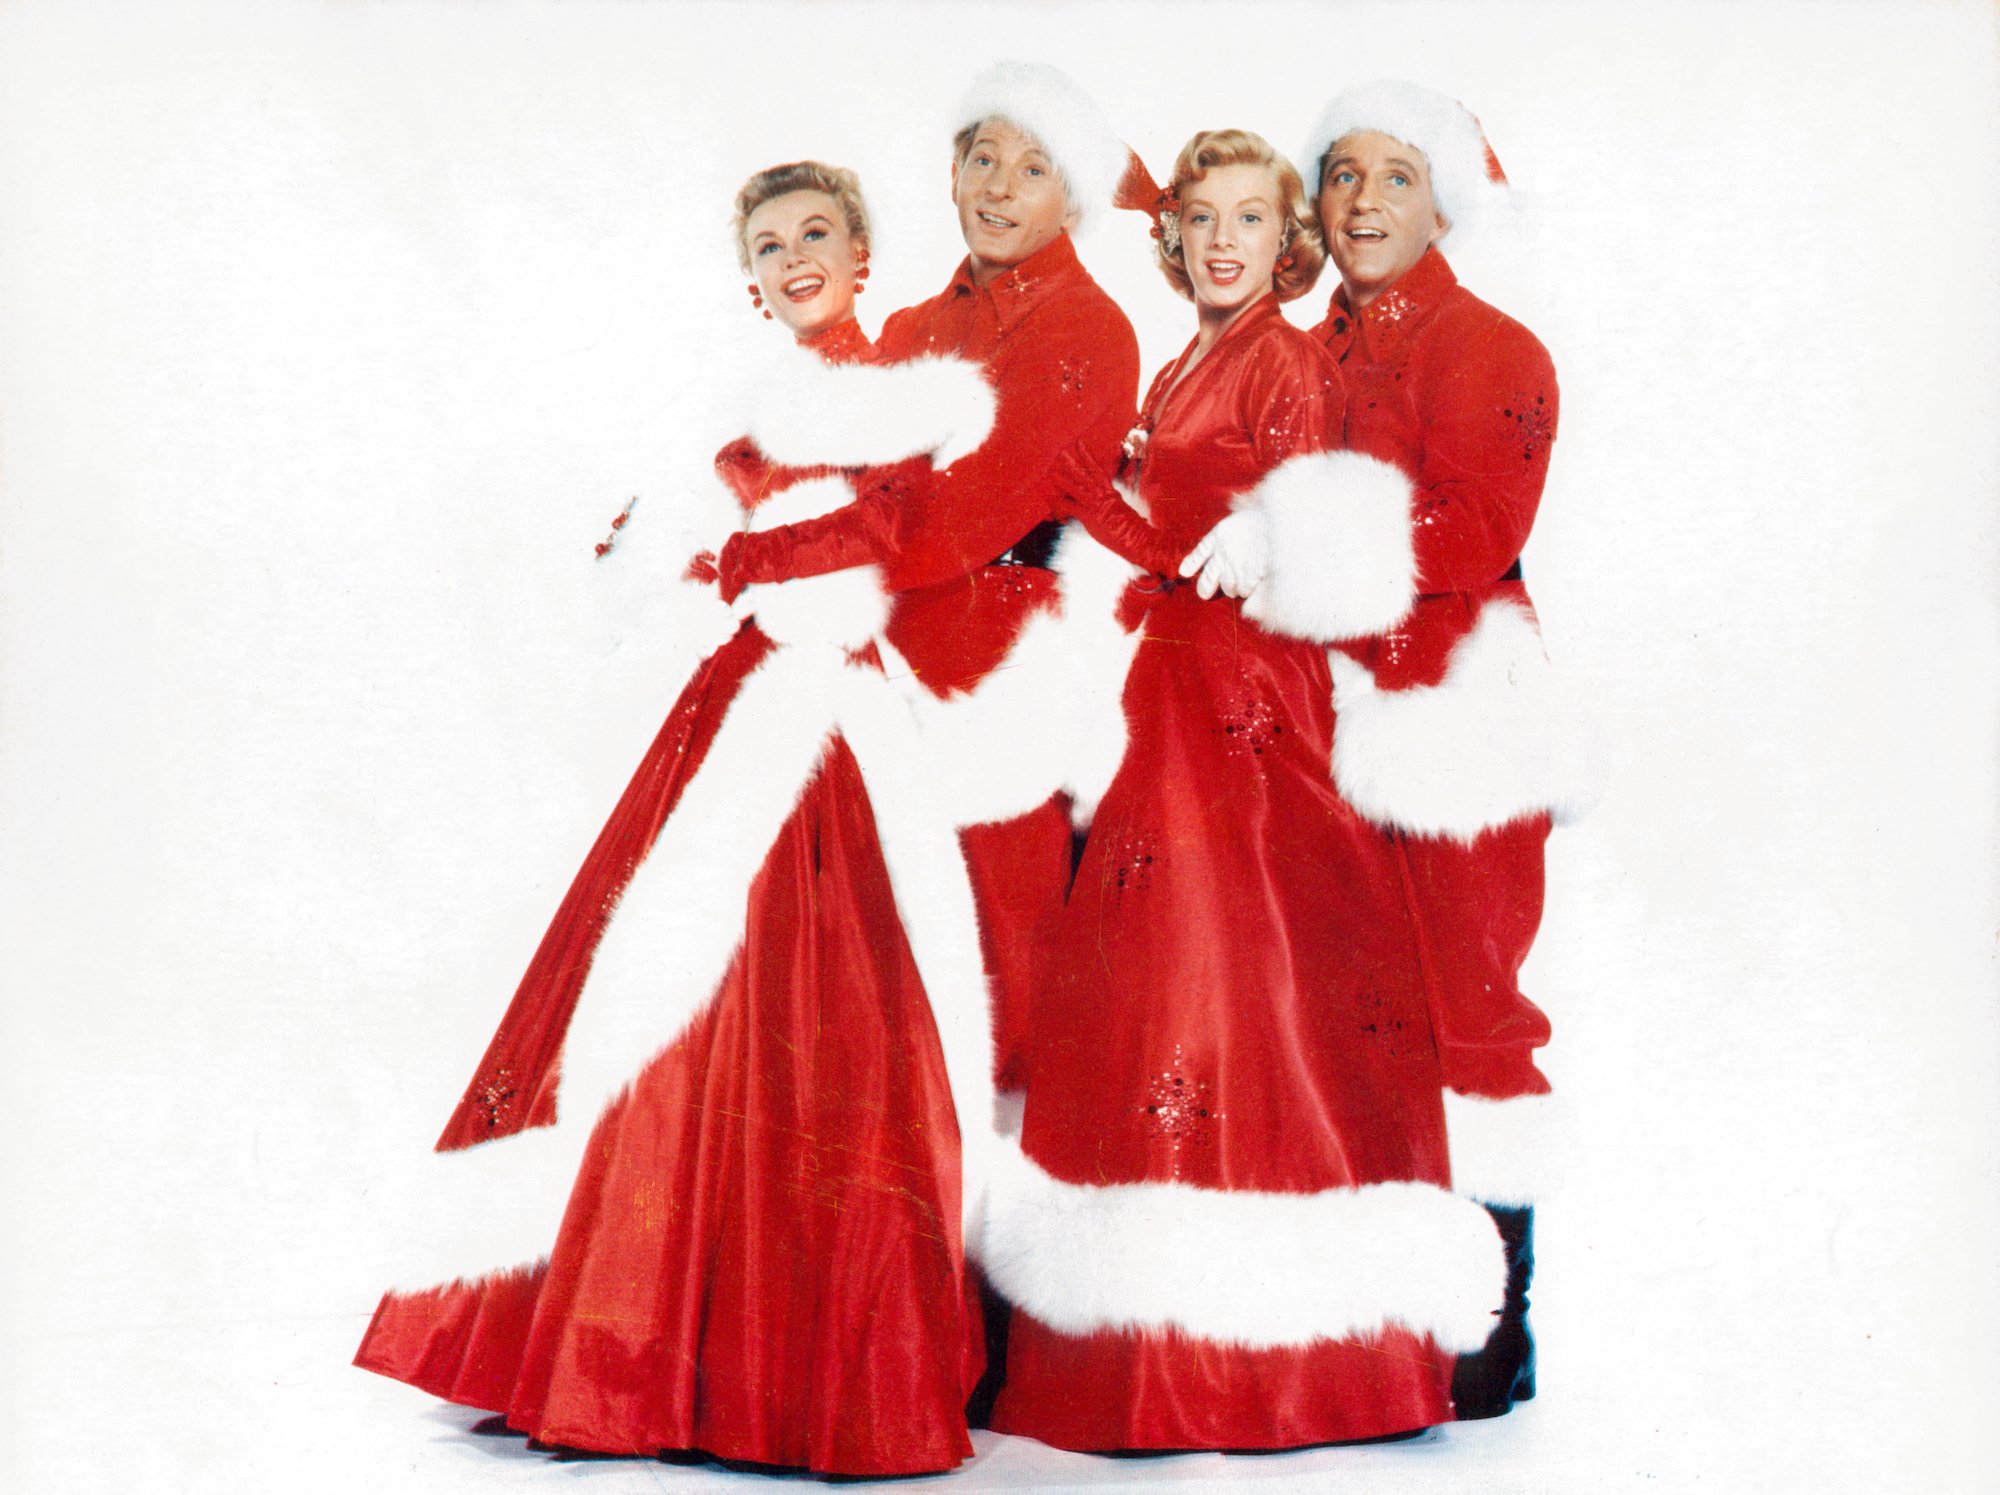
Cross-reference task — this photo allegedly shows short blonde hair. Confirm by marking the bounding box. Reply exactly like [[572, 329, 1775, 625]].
[[731, 161, 871, 274], [1155, 129, 1323, 304]]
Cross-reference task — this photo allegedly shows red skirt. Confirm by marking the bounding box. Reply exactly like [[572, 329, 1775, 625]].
[[990, 589, 1455, 1449], [355, 627, 978, 1477]]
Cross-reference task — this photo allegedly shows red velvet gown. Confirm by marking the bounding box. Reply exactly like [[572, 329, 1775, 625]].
[[353, 317, 979, 1477], [990, 296, 1457, 1450]]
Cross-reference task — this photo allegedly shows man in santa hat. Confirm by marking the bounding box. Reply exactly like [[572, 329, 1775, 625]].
[[1182, 77, 1602, 1422], [715, 58, 1140, 1125]]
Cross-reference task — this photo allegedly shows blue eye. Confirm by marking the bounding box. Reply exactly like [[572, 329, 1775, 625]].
[[1242, 212, 1262, 224], [1333, 170, 1357, 184], [973, 153, 993, 167], [755, 241, 779, 256], [1027, 165, 1043, 176], [1390, 174, 1410, 187], [804, 228, 826, 241]]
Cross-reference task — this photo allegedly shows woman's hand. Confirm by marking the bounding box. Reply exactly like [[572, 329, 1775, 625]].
[[1180, 510, 1271, 600]]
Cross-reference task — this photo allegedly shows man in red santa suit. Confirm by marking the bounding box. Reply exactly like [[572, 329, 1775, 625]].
[[1181, 78, 1602, 1421], [714, 60, 1141, 1103]]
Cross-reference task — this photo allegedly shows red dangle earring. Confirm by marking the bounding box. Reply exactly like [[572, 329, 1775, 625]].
[[854, 247, 870, 294], [746, 281, 771, 319]]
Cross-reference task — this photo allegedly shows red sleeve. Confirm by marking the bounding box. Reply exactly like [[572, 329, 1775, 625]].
[[1389, 313, 1557, 594], [878, 295, 1140, 591], [723, 293, 1140, 594]]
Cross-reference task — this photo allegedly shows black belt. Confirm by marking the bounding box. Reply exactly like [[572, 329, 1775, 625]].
[[990, 518, 1066, 570]]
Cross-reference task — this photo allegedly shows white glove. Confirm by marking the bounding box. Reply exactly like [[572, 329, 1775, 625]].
[[1179, 509, 1272, 600]]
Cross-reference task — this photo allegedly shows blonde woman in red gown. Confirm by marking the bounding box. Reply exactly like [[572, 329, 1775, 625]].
[[981, 130, 1510, 1451], [352, 162, 1003, 1477]]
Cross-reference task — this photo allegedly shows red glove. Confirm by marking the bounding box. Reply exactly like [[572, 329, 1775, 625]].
[[1052, 441, 1182, 576]]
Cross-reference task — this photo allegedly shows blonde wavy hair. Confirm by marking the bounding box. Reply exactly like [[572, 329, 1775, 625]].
[[1155, 129, 1323, 304], [731, 161, 871, 274]]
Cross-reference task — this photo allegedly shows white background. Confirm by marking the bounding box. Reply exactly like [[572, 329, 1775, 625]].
[[2, 1, 1996, 1491]]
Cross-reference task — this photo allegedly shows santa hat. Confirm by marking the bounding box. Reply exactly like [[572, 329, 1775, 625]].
[[1299, 79, 1508, 239], [951, 61, 1127, 223]]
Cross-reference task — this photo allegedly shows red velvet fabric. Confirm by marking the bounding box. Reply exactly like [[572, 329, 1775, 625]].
[[989, 297, 1455, 1450], [354, 318, 981, 1476], [1311, 248, 1560, 1100]]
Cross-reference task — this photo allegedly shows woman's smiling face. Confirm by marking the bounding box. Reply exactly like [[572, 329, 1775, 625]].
[[1179, 162, 1286, 316], [744, 189, 861, 337], [1317, 130, 1448, 306]]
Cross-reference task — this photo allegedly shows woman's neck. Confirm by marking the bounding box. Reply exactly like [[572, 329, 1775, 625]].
[[1193, 284, 1272, 356]]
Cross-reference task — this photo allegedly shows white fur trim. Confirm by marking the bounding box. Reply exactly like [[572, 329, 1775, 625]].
[[734, 567, 888, 653], [952, 60, 1127, 223], [1237, 450, 1417, 643], [385, 644, 853, 1288], [888, 525, 1141, 832], [1328, 598, 1607, 840], [1445, 1089, 1560, 1208], [746, 352, 995, 471], [977, 1141, 1506, 1353], [1299, 79, 1507, 240]]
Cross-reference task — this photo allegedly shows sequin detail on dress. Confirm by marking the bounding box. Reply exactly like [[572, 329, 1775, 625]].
[[1111, 828, 1160, 894], [1218, 696, 1284, 763], [1139, 1044, 1223, 1176], [1502, 393, 1554, 463]]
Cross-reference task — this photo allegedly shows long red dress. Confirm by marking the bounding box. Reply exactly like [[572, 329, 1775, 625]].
[[353, 317, 981, 1477], [988, 296, 1460, 1450]]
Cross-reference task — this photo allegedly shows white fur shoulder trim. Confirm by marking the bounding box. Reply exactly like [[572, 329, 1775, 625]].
[[1329, 597, 1606, 841], [977, 1141, 1506, 1353], [748, 353, 996, 470], [1239, 450, 1418, 643]]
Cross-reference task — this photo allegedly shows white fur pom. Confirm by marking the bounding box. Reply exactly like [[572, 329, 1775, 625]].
[[952, 60, 1127, 223], [977, 1142, 1507, 1353], [747, 353, 995, 471], [1237, 450, 1417, 643], [1328, 597, 1607, 841], [1445, 1089, 1561, 1208]]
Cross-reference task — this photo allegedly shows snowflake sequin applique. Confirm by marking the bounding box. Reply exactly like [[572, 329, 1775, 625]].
[[1502, 393, 1554, 463], [1140, 1044, 1224, 1175]]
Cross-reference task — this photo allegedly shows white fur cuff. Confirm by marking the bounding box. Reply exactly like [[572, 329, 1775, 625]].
[[1445, 1089, 1561, 1208], [1239, 450, 1417, 642], [747, 353, 995, 470]]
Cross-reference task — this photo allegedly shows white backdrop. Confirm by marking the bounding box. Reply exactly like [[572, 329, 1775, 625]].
[[2, 2, 1996, 1491]]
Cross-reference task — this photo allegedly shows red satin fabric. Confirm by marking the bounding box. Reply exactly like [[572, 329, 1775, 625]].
[[1312, 250, 1559, 1099], [354, 318, 980, 1476], [990, 297, 1455, 1449]]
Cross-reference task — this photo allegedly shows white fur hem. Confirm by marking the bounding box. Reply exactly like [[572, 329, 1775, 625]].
[[748, 353, 995, 470], [1445, 1089, 1560, 1208], [1328, 597, 1607, 840], [892, 525, 1140, 831], [977, 1142, 1507, 1353], [1238, 450, 1417, 643]]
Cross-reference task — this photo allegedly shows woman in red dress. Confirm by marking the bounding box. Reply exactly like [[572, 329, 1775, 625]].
[[981, 130, 1510, 1451], [352, 162, 1004, 1477]]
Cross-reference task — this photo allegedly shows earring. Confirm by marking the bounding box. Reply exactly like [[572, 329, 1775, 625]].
[[1275, 251, 1296, 273], [746, 282, 771, 319], [854, 247, 870, 293]]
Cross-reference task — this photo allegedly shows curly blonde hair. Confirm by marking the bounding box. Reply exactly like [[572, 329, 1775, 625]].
[[1154, 129, 1323, 304], [731, 161, 871, 274]]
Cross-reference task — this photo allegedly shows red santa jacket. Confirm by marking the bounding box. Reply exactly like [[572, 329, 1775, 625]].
[[720, 232, 1140, 696], [1224, 246, 1600, 847]]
